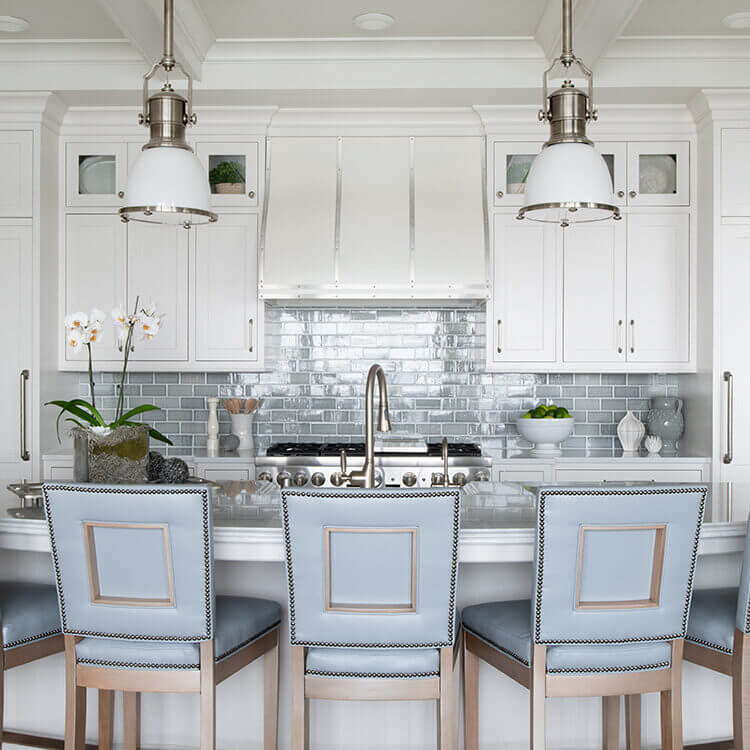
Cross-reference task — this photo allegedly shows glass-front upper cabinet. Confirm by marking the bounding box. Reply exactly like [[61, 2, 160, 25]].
[[627, 141, 689, 206], [595, 142, 627, 207], [195, 141, 260, 208], [492, 142, 543, 207], [65, 142, 128, 207]]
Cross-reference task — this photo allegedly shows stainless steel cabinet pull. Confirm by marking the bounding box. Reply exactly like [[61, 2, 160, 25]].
[[617, 190, 625, 199], [19, 369, 29, 461], [497, 320, 502, 354], [629, 319, 635, 353], [248, 190, 255, 199], [248, 318, 254, 352], [496, 190, 504, 199], [617, 319, 623, 354], [629, 190, 637, 198], [117, 190, 125, 198], [724, 370, 734, 464]]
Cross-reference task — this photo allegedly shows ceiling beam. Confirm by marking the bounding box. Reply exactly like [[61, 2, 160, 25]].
[[535, 0, 645, 69], [95, 0, 215, 81]]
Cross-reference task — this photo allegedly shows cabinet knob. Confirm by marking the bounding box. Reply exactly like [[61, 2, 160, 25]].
[[248, 190, 255, 199], [617, 190, 625, 198], [117, 190, 125, 198], [629, 190, 637, 199], [496, 190, 504, 199]]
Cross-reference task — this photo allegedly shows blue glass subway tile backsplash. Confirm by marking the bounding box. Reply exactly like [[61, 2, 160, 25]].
[[78, 306, 679, 456]]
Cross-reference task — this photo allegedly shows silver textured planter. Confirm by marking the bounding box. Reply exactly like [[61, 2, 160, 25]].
[[73, 424, 150, 483]]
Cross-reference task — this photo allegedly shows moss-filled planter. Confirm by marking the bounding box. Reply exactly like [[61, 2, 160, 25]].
[[73, 424, 150, 483]]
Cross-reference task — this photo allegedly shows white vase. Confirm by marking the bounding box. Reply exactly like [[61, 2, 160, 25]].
[[230, 413, 254, 454], [617, 410, 645, 456], [644, 435, 663, 456]]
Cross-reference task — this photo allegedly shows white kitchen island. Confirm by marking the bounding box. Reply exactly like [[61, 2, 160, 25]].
[[0, 482, 745, 750]]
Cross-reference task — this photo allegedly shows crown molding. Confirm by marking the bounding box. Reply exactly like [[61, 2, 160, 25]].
[[0, 92, 67, 129], [689, 89, 750, 127]]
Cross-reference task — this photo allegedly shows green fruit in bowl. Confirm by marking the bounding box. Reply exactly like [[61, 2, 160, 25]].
[[554, 407, 571, 419], [522, 413, 532, 419], [530, 406, 547, 419]]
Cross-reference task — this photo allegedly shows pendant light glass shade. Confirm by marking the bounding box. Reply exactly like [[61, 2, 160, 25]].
[[124, 147, 215, 227], [521, 142, 617, 226]]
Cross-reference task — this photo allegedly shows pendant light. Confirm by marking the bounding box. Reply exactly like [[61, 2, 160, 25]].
[[119, 0, 217, 229], [517, 0, 620, 228]]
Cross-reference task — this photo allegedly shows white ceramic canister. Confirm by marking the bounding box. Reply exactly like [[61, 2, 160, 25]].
[[230, 412, 254, 454]]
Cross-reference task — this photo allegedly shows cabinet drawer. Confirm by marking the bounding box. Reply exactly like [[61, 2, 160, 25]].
[[201, 468, 251, 481], [493, 468, 549, 483], [554, 468, 704, 483], [45, 464, 75, 481]]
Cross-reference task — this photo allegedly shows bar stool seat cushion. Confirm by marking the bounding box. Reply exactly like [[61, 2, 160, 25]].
[[686, 587, 738, 654], [75, 595, 280, 669], [0, 581, 62, 650], [463, 600, 672, 674], [305, 647, 440, 678]]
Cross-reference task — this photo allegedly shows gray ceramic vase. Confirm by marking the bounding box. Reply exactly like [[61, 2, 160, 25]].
[[646, 397, 684, 457]]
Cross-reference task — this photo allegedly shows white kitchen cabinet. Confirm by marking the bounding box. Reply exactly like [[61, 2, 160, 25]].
[[626, 142, 690, 206], [563, 220, 626, 364], [339, 137, 410, 288], [0, 224, 32, 490], [626, 212, 690, 364], [262, 137, 337, 293], [65, 141, 128, 208], [414, 137, 486, 291], [0, 132, 32, 217], [195, 140, 260, 209], [721, 129, 750, 217], [195, 213, 260, 364], [492, 141, 542, 207], [127, 222, 189, 362], [64, 214, 127, 362], [595, 142, 627, 206], [554, 465, 707, 483], [490, 213, 558, 364]]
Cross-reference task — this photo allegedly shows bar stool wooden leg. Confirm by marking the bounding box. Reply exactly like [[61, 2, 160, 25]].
[[625, 694, 641, 750], [123, 693, 140, 750], [64, 636, 86, 750], [437, 646, 455, 750], [200, 642, 216, 750], [463, 633, 479, 750], [263, 632, 279, 750], [602, 696, 619, 750], [733, 629, 750, 750], [98, 690, 114, 750], [660, 639, 684, 750], [531, 645, 547, 750], [291, 646, 307, 750]]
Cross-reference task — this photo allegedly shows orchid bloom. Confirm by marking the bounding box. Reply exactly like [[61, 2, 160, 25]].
[[64, 309, 106, 351], [111, 301, 164, 343]]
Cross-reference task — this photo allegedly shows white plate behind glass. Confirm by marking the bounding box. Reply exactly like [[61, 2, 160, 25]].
[[79, 154, 116, 195]]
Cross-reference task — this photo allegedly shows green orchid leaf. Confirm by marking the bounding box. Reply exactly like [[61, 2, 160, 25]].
[[120, 420, 173, 447], [117, 404, 162, 423], [45, 400, 97, 442], [65, 399, 107, 426]]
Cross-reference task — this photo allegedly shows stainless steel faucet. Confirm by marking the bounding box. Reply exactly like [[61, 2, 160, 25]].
[[337, 363, 391, 488]]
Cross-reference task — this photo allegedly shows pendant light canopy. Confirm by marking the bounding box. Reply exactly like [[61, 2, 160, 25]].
[[517, 0, 620, 228], [119, 0, 217, 229]]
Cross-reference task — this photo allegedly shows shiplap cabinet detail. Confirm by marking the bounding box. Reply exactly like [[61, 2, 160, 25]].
[[0, 132, 32, 217], [262, 135, 486, 298]]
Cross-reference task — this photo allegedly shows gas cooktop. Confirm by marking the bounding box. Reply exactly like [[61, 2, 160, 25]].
[[265, 441, 482, 458]]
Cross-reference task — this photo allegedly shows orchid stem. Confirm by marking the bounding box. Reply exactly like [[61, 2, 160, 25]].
[[86, 343, 96, 410], [115, 296, 139, 423]]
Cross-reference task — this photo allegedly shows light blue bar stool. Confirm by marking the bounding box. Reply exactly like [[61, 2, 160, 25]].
[[462, 484, 707, 750], [684, 516, 750, 749], [281, 487, 462, 750], [42, 482, 281, 750]]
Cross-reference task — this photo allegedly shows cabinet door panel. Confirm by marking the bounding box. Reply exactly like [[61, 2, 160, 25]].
[[595, 141, 627, 206], [414, 137, 485, 289], [492, 142, 543, 207], [721, 129, 750, 217], [339, 137, 410, 287], [66, 142, 127, 208], [626, 212, 689, 364], [127, 222, 189, 361], [720, 225, 750, 465], [263, 137, 337, 290], [64, 214, 127, 362], [563, 221, 626, 363], [195, 141, 259, 208], [0, 226, 32, 478], [0, 132, 32, 217], [627, 142, 689, 206], [195, 214, 259, 362], [492, 214, 557, 362]]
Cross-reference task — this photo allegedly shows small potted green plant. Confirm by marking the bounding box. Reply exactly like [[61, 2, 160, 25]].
[[208, 160, 245, 194]]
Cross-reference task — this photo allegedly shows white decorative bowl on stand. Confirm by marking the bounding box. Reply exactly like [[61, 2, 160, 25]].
[[516, 417, 574, 456]]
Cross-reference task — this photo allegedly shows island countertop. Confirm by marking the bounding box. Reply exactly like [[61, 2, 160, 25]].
[[1, 481, 745, 563]]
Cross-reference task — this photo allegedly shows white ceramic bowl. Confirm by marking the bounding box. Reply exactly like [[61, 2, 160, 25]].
[[516, 417, 574, 455]]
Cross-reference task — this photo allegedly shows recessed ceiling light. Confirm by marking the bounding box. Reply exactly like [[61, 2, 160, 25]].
[[0, 16, 29, 33], [722, 11, 750, 29], [353, 12, 395, 32]]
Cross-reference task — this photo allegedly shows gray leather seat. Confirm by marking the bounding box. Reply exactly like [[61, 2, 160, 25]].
[[75, 596, 281, 668], [0, 581, 61, 650], [685, 587, 738, 654], [463, 600, 672, 674], [305, 647, 440, 678]]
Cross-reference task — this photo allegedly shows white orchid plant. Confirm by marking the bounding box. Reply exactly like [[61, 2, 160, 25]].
[[47, 297, 172, 445]]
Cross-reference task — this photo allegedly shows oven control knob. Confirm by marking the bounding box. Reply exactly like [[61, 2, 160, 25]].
[[452, 472, 467, 487], [402, 472, 417, 487], [431, 472, 446, 487], [311, 472, 326, 487], [473, 470, 489, 483], [258, 471, 273, 483], [330, 472, 346, 487], [293, 471, 308, 487], [276, 471, 292, 488]]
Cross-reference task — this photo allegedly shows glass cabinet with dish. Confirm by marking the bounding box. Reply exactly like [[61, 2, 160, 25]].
[[65, 142, 128, 207], [492, 142, 542, 206]]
